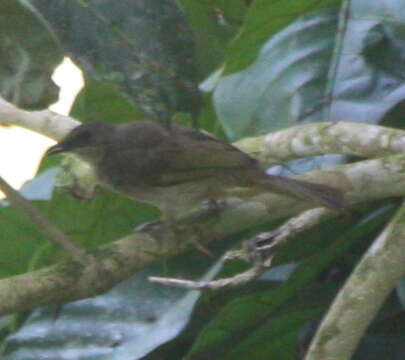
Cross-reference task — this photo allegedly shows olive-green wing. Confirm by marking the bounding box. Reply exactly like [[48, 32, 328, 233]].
[[108, 122, 257, 187], [149, 125, 257, 186]]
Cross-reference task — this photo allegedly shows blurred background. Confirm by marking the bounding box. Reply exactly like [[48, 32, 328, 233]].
[[0, 58, 83, 193], [1, 1, 404, 360]]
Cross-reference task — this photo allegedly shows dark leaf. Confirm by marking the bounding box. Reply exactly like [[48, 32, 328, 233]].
[[0, 0, 62, 109], [30, 0, 201, 123]]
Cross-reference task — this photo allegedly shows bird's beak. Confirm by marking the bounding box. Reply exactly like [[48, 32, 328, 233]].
[[45, 143, 65, 156]]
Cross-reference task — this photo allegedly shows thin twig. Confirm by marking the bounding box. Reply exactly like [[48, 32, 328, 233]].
[[149, 257, 266, 290], [149, 208, 334, 290], [0, 175, 85, 260], [249, 207, 332, 257]]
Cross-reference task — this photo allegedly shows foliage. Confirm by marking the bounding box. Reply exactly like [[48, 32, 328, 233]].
[[0, 0, 404, 359]]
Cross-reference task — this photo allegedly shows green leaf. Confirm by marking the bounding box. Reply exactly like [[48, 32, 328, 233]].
[[70, 80, 144, 124], [214, 8, 339, 139], [31, 0, 201, 122], [177, 0, 237, 76], [0, 204, 46, 277], [224, 0, 342, 75], [215, 1, 405, 140], [0, 0, 63, 109]]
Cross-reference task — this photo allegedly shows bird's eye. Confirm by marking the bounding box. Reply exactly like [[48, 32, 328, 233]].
[[63, 126, 93, 149], [75, 129, 92, 146]]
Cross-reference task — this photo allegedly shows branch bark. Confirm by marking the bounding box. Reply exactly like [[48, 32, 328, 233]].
[[0, 96, 79, 140], [236, 121, 405, 164], [305, 200, 405, 360], [0, 153, 405, 315], [149, 208, 332, 290], [2, 95, 405, 159], [2, 95, 405, 323]]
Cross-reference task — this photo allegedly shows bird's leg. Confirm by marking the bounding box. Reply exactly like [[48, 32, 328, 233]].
[[180, 199, 227, 257], [188, 223, 214, 257], [136, 203, 222, 257]]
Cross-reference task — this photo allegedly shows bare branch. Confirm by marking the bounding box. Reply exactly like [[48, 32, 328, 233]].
[[0, 96, 79, 140], [248, 207, 333, 260], [149, 208, 333, 290], [149, 263, 265, 290]]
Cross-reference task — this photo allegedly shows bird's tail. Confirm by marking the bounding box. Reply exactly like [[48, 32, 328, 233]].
[[255, 174, 345, 210]]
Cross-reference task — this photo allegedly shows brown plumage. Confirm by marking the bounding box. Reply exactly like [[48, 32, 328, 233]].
[[46, 121, 344, 218]]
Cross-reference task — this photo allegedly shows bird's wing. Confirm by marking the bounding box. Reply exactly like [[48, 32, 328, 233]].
[[104, 122, 258, 187], [146, 125, 257, 186]]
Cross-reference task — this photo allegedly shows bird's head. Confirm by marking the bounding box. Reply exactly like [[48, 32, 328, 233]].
[[45, 122, 116, 162]]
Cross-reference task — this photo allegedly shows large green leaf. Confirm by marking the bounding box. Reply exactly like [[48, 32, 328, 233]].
[[214, 8, 339, 140], [70, 80, 145, 124], [0, 176, 159, 278], [0, 0, 62, 109], [176, 0, 238, 76], [215, 1, 405, 140], [0, 169, 59, 277], [224, 0, 342, 74]]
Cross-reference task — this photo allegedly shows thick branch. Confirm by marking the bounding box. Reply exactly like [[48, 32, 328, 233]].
[[1, 154, 405, 315], [2, 95, 405, 318], [0, 96, 79, 140], [2, 96, 405, 161], [236, 122, 405, 164], [305, 200, 405, 360]]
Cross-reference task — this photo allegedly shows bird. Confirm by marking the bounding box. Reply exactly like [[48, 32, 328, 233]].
[[45, 121, 344, 219]]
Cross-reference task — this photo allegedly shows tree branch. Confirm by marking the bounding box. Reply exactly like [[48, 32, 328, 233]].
[[305, 199, 405, 360], [2, 95, 405, 160], [236, 121, 405, 164], [2, 95, 405, 322], [149, 208, 332, 290], [0, 154, 405, 315], [0, 96, 79, 140]]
